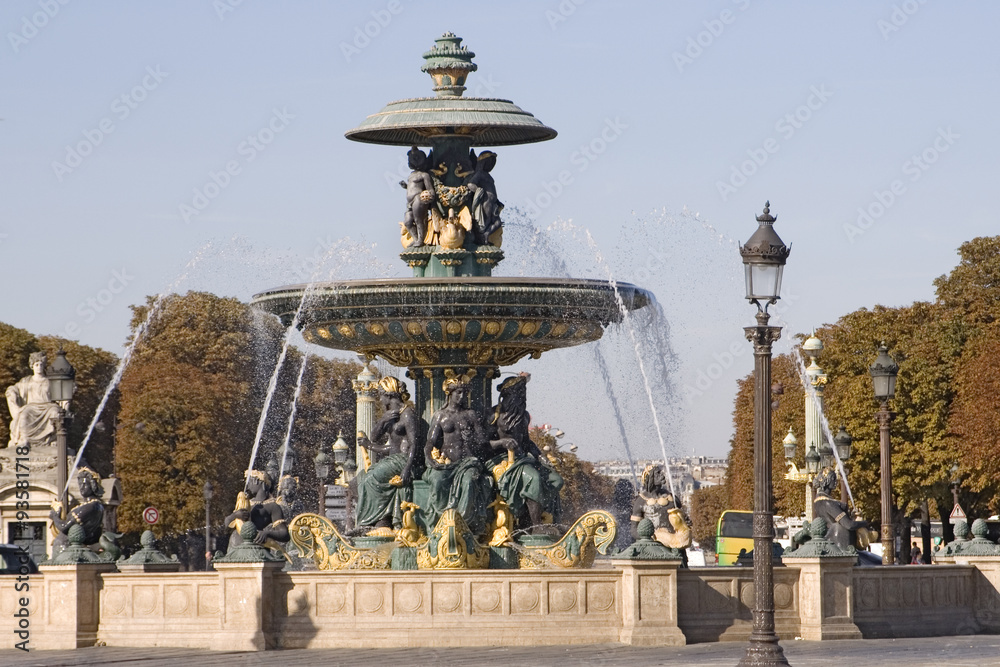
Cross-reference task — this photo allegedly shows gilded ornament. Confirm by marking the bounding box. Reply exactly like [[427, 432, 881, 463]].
[[367, 322, 386, 336], [520, 321, 537, 336], [484, 321, 502, 335], [551, 322, 569, 336], [446, 320, 462, 335], [396, 501, 426, 548], [416, 509, 490, 569], [406, 321, 423, 336], [517, 510, 617, 569], [337, 324, 355, 338], [317, 327, 332, 339], [288, 513, 392, 570], [488, 496, 514, 547]]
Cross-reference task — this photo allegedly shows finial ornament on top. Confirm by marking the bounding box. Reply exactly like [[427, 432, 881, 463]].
[[421, 32, 478, 98], [756, 200, 776, 223]]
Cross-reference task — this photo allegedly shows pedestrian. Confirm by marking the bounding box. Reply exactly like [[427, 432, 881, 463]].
[[910, 542, 922, 564]]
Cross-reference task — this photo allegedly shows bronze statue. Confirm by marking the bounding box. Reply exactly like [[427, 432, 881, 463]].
[[486, 374, 562, 531], [354, 376, 425, 532], [422, 376, 495, 535], [5, 351, 62, 448], [225, 469, 290, 553], [49, 467, 105, 555], [465, 149, 503, 244], [810, 468, 872, 552], [400, 146, 436, 247]]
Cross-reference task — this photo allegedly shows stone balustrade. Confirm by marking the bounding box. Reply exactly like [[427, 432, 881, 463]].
[[4, 556, 1000, 649]]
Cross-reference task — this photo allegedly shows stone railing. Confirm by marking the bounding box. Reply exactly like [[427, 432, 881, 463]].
[[3, 555, 999, 649]]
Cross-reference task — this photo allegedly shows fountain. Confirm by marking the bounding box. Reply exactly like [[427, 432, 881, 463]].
[[251, 33, 653, 569]]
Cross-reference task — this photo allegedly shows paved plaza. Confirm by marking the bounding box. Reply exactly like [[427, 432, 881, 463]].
[[3, 637, 1000, 667]]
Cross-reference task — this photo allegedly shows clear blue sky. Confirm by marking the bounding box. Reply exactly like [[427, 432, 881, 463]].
[[2, 1, 997, 461]]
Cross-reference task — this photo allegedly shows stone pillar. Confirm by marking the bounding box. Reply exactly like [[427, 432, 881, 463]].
[[793, 556, 862, 640], [613, 560, 687, 646], [36, 562, 117, 648], [954, 554, 1000, 632], [212, 561, 284, 651], [352, 363, 379, 472]]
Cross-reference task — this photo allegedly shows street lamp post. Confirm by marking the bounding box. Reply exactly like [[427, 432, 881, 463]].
[[737, 202, 791, 667], [869, 344, 899, 565], [203, 480, 213, 570], [47, 348, 77, 520]]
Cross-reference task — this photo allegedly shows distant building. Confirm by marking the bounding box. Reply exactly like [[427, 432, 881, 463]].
[[594, 456, 728, 510]]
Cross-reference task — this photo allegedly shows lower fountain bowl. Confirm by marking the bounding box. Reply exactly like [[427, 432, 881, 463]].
[[251, 277, 653, 367]]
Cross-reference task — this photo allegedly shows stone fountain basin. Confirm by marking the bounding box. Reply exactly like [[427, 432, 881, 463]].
[[251, 277, 652, 366]]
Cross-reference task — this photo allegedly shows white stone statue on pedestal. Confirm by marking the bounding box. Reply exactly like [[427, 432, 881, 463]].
[[5, 351, 61, 449]]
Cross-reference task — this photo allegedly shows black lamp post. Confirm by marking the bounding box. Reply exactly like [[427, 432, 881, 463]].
[[869, 344, 899, 565], [737, 202, 791, 667], [47, 348, 76, 519], [202, 480, 213, 570], [834, 425, 853, 504]]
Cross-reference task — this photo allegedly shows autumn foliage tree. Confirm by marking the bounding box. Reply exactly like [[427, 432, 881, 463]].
[[723, 236, 1000, 530], [115, 292, 360, 537]]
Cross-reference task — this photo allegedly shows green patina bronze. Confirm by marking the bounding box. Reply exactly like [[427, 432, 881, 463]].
[[48, 524, 107, 565], [118, 530, 181, 569], [214, 522, 285, 564], [944, 519, 1000, 557], [783, 518, 856, 559], [615, 519, 683, 561]]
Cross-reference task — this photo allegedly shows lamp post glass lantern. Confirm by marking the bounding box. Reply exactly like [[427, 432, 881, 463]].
[[834, 425, 853, 504], [737, 202, 791, 667], [47, 348, 76, 518], [869, 344, 899, 565]]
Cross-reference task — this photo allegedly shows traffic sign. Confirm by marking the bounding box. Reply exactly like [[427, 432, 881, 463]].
[[949, 503, 965, 525], [142, 506, 160, 525]]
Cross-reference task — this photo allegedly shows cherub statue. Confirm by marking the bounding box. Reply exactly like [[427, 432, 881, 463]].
[[465, 149, 503, 244], [5, 351, 62, 448], [400, 146, 436, 246]]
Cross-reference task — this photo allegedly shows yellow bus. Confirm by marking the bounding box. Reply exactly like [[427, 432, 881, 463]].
[[715, 510, 754, 566]]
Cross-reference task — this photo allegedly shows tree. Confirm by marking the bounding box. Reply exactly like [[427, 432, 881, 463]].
[[689, 484, 727, 553], [114, 291, 362, 538]]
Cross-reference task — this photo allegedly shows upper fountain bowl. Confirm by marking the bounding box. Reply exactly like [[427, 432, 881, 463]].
[[251, 276, 653, 368]]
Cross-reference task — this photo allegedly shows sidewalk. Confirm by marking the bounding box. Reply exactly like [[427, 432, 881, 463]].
[[3, 637, 1000, 667]]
